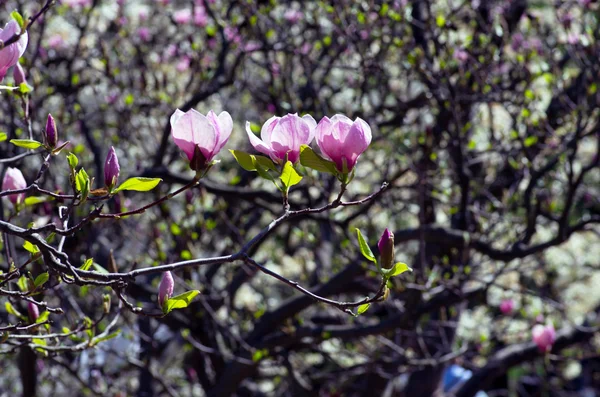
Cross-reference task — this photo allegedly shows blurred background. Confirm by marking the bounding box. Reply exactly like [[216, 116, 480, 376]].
[[0, 0, 599, 396]]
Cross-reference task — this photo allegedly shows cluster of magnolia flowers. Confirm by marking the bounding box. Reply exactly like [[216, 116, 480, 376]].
[[169, 108, 372, 178]]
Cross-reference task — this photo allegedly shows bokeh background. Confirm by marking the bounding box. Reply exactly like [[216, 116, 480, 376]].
[[0, 0, 599, 396]]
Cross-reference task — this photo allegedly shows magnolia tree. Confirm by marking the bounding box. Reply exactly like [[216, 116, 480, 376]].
[[0, 0, 599, 396]]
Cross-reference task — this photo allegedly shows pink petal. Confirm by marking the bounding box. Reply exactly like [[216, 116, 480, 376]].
[[246, 121, 272, 157]]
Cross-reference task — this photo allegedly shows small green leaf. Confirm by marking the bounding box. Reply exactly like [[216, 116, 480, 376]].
[[18, 83, 31, 94], [279, 161, 303, 189], [34, 272, 49, 288], [66, 152, 78, 169], [11, 11, 24, 29], [5, 302, 22, 318], [80, 258, 93, 271], [382, 262, 412, 278], [10, 139, 43, 150], [36, 311, 49, 324], [357, 303, 370, 315], [17, 275, 28, 292], [230, 150, 256, 171], [436, 15, 446, 28], [163, 290, 200, 314], [75, 168, 90, 202], [24, 196, 49, 206], [299, 145, 338, 174], [23, 241, 39, 254], [114, 177, 162, 192], [355, 229, 376, 263], [0, 132, 7, 142], [92, 330, 121, 345]]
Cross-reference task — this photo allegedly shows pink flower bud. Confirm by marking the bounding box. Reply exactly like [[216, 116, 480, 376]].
[[0, 20, 29, 82], [45, 114, 58, 148], [171, 109, 232, 171], [104, 146, 120, 189], [377, 228, 395, 269], [173, 9, 192, 24], [245, 113, 316, 163], [499, 299, 514, 315], [13, 63, 26, 85], [2, 167, 27, 205], [315, 115, 372, 173], [158, 271, 174, 308], [532, 323, 556, 353], [27, 302, 39, 322]]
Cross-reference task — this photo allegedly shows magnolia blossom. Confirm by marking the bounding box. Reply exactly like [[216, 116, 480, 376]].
[[378, 228, 395, 269], [245, 113, 316, 163], [0, 20, 28, 81], [173, 9, 192, 24], [170, 108, 232, 170], [532, 323, 556, 353], [499, 299, 514, 315], [315, 114, 372, 173], [2, 167, 27, 205], [104, 147, 120, 189], [158, 271, 174, 308]]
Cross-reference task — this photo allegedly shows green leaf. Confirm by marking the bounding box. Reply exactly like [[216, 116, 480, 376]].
[[357, 303, 370, 315], [254, 155, 277, 171], [80, 258, 93, 271], [11, 11, 24, 29], [5, 302, 22, 317], [10, 139, 43, 150], [34, 272, 49, 288], [299, 145, 338, 174], [382, 262, 412, 278], [230, 150, 256, 171], [66, 152, 78, 169], [24, 196, 49, 206], [163, 290, 200, 314], [36, 311, 49, 324], [75, 168, 90, 202], [279, 161, 303, 189], [355, 228, 376, 263], [92, 330, 121, 345], [114, 177, 162, 192], [23, 241, 39, 254], [17, 275, 28, 292], [18, 83, 31, 94], [0, 132, 7, 142]]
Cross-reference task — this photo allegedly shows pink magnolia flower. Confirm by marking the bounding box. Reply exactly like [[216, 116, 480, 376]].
[[104, 146, 120, 189], [173, 9, 192, 24], [158, 271, 174, 308], [245, 113, 316, 163], [532, 323, 556, 353], [499, 299, 514, 315], [170, 108, 233, 170], [47, 34, 66, 49], [378, 228, 395, 269], [315, 114, 372, 173], [0, 20, 28, 82], [2, 167, 27, 205]]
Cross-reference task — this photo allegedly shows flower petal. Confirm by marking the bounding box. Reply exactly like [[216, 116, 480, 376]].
[[246, 121, 272, 157]]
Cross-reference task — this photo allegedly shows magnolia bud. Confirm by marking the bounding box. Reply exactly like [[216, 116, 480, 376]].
[[45, 114, 58, 148], [378, 228, 395, 269], [13, 63, 26, 85], [158, 271, 174, 308], [104, 146, 120, 189], [27, 302, 39, 323], [2, 167, 27, 205], [103, 294, 111, 314]]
